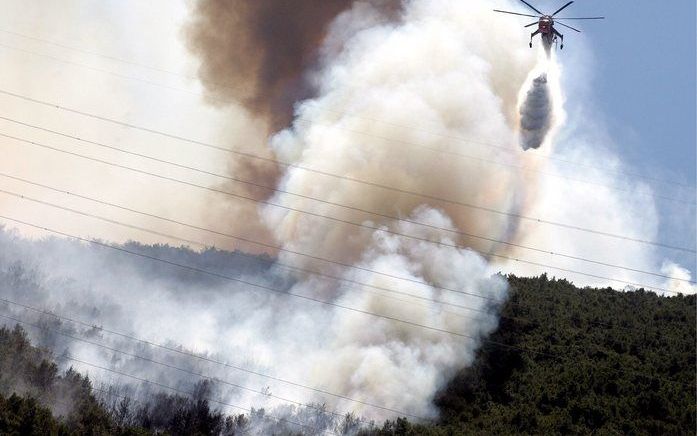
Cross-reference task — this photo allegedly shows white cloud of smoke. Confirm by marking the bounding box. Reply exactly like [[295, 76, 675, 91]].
[[661, 261, 697, 295], [257, 0, 545, 418]]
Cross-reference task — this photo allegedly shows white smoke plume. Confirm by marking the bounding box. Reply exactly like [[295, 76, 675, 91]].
[[661, 261, 697, 295], [256, 0, 547, 418]]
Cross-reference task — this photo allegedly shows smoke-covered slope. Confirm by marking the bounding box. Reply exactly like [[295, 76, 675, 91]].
[[0, 325, 251, 435], [0, 211, 509, 422], [0, 231, 693, 435]]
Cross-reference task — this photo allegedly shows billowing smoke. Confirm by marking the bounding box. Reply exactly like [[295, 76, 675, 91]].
[[0, 220, 506, 424], [184, 1, 401, 250], [185, 0, 399, 130], [5, 0, 693, 431], [182, 0, 556, 420], [245, 0, 544, 418], [661, 261, 697, 295]]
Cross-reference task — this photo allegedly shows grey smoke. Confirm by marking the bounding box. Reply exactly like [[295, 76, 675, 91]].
[[249, 0, 553, 419], [519, 73, 553, 150], [0, 226, 352, 432]]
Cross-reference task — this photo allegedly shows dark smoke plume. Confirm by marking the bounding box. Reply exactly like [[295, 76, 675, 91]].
[[185, 1, 361, 248], [187, 1, 360, 130], [185, 1, 401, 250]]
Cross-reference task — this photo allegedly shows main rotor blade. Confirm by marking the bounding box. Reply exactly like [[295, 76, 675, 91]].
[[556, 21, 581, 32], [552, 1, 574, 16], [524, 21, 538, 27], [518, 0, 544, 15], [555, 17, 605, 20], [493, 9, 539, 18]]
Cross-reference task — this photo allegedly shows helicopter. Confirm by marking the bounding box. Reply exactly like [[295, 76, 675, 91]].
[[494, 1, 604, 50]]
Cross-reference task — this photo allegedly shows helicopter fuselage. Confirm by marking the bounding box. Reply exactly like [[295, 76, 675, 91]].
[[537, 16, 558, 48], [538, 16, 554, 34]]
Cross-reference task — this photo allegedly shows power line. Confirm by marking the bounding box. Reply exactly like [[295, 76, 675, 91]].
[[0, 183, 502, 320], [297, 112, 696, 192], [0, 115, 691, 284], [0, 289, 646, 428], [0, 133, 684, 293], [0, 217, 689, 401], [1, 29, 694, 193], [0, 213, 555, 355], [0, 168, 505, 305], [0, 42, 205, 105], [0, 132, 689, 293], [0, 297, 426, 422], [0, 310, 375, 425], [2, 38, 694, 208], [2, 212, 693, 392], [1, 88, 693, 254], [0, 218, 554, 419], [0, 28, 191, 80], [0, 39, 690, 301], [293, 118, 696, 206], [0, 23, 694, 418], [0, 177, 668, 335], [0, 247, 689, 393], [0, 314, 324, 434]]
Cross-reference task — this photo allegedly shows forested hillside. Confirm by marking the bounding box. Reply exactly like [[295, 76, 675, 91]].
[[0, 274, 694, 435], [370, 275, 696, 435], [0, 324, 240, 435]]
